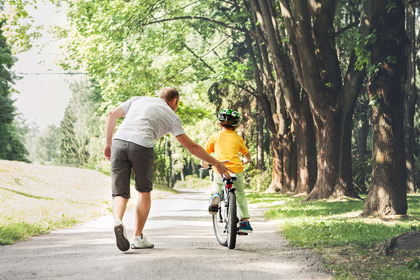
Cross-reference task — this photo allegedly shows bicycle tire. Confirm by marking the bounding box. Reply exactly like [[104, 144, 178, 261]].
[[226, 191, 237, 249], [212, 202, 227, 246]]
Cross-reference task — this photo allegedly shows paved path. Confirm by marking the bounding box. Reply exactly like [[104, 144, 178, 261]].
[[0, 189, 331, 280]]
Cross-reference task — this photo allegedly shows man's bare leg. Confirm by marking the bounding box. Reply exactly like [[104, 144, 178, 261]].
[[133, 192, 151, 237], [112, 196, 130, 251], [112, 196, 128, 221]]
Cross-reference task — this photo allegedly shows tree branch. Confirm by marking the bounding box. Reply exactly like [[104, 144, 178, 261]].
[[182, 43, 216, 73], [335, 21, 358, 37], [138, 16, 267, 43]]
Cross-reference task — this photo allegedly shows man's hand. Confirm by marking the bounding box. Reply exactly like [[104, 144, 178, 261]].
[[213, 161, 233, 179], [104, 145, 111, 161]]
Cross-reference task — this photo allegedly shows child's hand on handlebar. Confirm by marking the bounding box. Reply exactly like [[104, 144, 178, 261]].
[[242, 158, 250, 165], [200, 161, 210, 170]]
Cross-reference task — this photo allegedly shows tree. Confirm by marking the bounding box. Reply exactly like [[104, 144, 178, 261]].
[[404, 3, 419, 194], [26, 124, 62, 163], [0, 19, 27, 162], [362, 0, 408, 216], [59, 78, 104, 167]]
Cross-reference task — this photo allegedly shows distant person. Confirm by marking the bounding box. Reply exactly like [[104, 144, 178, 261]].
[[201, 109, 253, 233], [104, 87, 232, 251]]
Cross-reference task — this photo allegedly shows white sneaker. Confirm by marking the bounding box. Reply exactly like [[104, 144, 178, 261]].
[[208, 193, 220, 215], [114, 220, 130, 251], [131, 234, 154, 249]]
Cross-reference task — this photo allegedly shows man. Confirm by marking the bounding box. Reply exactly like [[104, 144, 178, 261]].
[[104, 87, 232, 252]]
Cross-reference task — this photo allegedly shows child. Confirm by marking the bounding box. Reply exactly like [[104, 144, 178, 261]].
[[201, 109, 253, 233]]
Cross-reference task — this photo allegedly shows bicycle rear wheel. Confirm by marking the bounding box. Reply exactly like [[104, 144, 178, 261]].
[[226, 191, 237, 249], [212, 202, 227, 246]]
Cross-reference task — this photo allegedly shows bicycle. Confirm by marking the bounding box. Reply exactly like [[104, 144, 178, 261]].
[[200, 165, 247, 249]]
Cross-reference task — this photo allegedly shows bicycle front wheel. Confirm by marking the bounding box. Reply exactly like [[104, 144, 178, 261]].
[[226, 191, 237, 249]]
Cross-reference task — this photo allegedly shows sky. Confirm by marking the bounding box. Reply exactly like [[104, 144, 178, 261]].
[[11, 2, 81, 131]]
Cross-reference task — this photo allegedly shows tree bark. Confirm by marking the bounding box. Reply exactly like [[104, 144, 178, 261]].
[[270, 135, 283, 192], [404, 3, 418, 194], [256, 100, 265, 170], [294, 91, 317, 194], [362, 0, 408, 216]]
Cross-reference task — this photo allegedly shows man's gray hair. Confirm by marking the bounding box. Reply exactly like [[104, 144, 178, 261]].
[[158, 87, 179, 102]]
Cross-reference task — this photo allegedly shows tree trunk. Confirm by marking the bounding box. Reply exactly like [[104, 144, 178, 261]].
[[256, 99, 265, 170], [294, 92, 317, 194], [306, 99, 360, 200], [270, 135, 283, 192], [283, 131, 296, 192], [339, 97, 359, 197], [404, 3, 418, 194], [362, 0, 408, 216], [306, 109, 340, 199], [180, 168, 184, 182], [404, 95, 417, 194]]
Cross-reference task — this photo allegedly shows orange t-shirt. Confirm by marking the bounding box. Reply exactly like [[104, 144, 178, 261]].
[[205, 130, 249, 173]]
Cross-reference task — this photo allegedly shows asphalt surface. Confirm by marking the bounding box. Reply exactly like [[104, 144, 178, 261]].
[[0, 189, 331, 280]]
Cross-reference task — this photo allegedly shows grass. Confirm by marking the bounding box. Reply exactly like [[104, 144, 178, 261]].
[[247, 191, 420, 279], [0, 160, 173, 245]]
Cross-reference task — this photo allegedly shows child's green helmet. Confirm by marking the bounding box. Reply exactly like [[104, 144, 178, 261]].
[[218, 109, 240, 126]]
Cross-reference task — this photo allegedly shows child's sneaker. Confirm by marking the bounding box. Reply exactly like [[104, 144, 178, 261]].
[[238, 221, 253, 233], [131, 234, 154, 249], [208, 193, 221, 215], [114, 220, 130, 251]]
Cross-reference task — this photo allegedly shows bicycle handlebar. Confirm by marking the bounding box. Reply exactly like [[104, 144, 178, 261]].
[[198, 164, 212, 171]]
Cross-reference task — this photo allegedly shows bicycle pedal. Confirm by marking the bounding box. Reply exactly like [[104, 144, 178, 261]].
[[238, 232, 248, 235], [208, 205, 218, 213]]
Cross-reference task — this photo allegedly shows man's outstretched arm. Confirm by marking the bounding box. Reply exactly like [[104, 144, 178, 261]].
[[104, 106, 125, 160], [176, 134, 232, 178]]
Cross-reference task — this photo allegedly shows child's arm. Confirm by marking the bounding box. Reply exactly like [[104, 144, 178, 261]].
[[200, 160, 209, 169], [243, 152, 252, 165]]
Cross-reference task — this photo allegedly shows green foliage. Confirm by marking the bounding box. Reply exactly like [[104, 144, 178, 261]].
[[354, 31, 377, 73], [58, 79, 104, 168], [26, 125, 62, 163], [246, 169, 272, 192], [0, 19, 28, 162], [352, 154, 372, 192], [0, 1, 44, 54], [351, 94, 372, 193]]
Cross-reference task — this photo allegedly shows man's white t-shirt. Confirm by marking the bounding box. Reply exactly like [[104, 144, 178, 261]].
[[113, 96, 185, 148]]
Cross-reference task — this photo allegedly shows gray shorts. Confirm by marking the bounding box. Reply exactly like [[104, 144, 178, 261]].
[[111, 139, 154, 198]]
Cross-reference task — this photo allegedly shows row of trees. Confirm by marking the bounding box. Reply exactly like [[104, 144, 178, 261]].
[[2, 0, 419, 216]]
